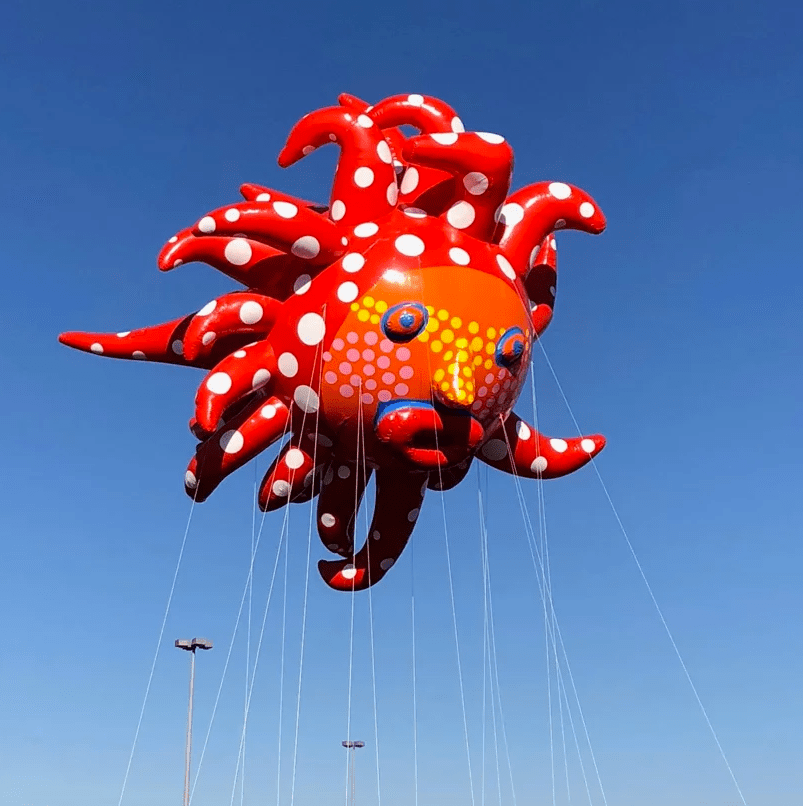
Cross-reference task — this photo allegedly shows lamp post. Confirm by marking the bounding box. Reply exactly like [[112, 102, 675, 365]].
[[341, 740, 365, 806], [176, 638, 213, 806]]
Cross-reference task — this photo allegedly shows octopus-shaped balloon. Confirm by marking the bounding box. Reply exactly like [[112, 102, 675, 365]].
[[60, 93, 607, 591]]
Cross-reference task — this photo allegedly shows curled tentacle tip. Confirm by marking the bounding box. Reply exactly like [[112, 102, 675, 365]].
[[585, 434, 606, 455], [318, 559, 368, 591], [157, 230, 193, 271]]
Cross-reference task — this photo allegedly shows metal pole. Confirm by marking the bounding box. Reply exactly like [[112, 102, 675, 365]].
[[184, 648, 196, 806]]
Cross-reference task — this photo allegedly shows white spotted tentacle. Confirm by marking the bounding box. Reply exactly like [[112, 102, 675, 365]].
[[259, 441, 324, 511], [316, 460, 373, 557]]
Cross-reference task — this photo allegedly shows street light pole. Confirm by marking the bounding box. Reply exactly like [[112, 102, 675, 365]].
[[176, 638, 213, 806], [341, 741, 365, 806]]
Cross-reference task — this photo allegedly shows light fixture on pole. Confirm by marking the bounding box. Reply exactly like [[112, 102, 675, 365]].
[[341, 740, 365, 806], [176, 638, 213, 806]]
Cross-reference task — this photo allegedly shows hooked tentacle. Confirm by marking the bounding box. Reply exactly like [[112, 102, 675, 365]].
[[478, 413, 605, 479], [182, 292, 281, 362], [278, 106, 398, 228], [428, 457, 474, 491], [194, 340, 276, 436], [402, 132, 513, 242], [259, 439, 323, 511], [495, 182, 606, 278], [318, 469, 427, 591], [316, 460, 373, 557], [239, 183, 329, 213], [524, 235, 558, 338], [186, 396, 290, 502]]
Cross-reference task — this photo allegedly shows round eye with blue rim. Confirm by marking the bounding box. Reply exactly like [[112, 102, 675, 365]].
[[381, 302, 429, 342], [495, 327, 526, 370]]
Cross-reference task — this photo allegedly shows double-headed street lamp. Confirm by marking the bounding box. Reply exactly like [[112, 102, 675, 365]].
[[176, 638, 213, 806]]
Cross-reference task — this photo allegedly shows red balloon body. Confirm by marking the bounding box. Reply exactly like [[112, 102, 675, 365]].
[[60, 93, 607, 591]]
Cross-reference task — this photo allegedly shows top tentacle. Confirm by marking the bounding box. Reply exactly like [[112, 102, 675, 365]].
[[278, 106, 399, 229], [367, 93, 464, 135], [495, 182, 606, 279]]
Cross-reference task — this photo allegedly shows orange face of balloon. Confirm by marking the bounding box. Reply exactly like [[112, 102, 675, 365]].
[[320, 265, 533, 468]]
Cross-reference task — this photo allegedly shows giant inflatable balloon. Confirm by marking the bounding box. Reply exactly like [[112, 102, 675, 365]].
[[60, 93, 606, 591]]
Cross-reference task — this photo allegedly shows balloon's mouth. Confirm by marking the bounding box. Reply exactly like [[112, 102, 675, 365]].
[[374, 399, 484, 468]]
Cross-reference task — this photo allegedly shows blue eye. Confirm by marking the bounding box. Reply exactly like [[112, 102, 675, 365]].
[[495, 327, 526, 370], [382, 302, 429, 342]]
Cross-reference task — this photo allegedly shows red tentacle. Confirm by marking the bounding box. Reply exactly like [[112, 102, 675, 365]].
[[368, 93, 463, 135], [186, 396, 290, 501], [316, 460, 373, 557], [278, 106, 398, 228], [428, 457, 474, 491], [402, 132, 513, 242], [318, 470, 426, 591], [478, 413, 605, 479], [194, 340, 276, 436], [496, 182, 606, 278], [258, 440, 324, 511], [182, 292, 281, 362], [524, 235, 558, 338]]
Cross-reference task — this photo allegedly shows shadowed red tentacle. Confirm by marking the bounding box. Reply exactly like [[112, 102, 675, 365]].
[[524, 235, 558, 338], [239, 183, 328, 213], [194, 340, 276, 436], [402, 132, 513, 242], [186, 396, 290, 501], [258, 439, 323, 511], [495, 182, 606, 278], [278, 106, 398, 228], [428, 457, 474, 491], [478, 412, 605, 479], [318, 469, 426, 591], [316, 460, 373, 557]]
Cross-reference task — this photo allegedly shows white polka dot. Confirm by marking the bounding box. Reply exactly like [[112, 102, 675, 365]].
[[273, 201, 298, 218], [278, 353, 298, 377], [202, 332, 216, 345], [294, 274, 312, 295], [337, 282, 359, 303], [446, 201, 476, 229], [481, 439, 508, 461], [256, 192, 271, 201], [225, 239, 252, 266], [376, 140, 392, 164], [407, 507, 420, 522], [220, 429, 244, 454], [198, 300, 217, 316], [380, 558, 395, 571], [285, 448, 305, 469], [516, 421, 532, 441], [224, 208, 240, 222], [323, 467, 335, 485], [233, 349, 246, 358], [372, 530, 381, 540], [297, 312, 326, 345], [550, 438, 568, 453], [293, 384, 320, 413], [431, 132, 458, 145], [328, 133, 337, 142], [395, 234, 425, 256], [90, 343, 103, 354], [581, 438, 596, 453], [239, 301, 263, 324], [496, 254, 517, 280], [354, 167, 374, 188], [331, 200, 346, 221], [185, 470, 197, 489], [554, 219, 566, 229], [529, 245, 541, 267], [169, 236, 178, 244], [407, 94, 424, 106], [497, 203, 524, 227], [291, 235, 321, 259], [198, 216, 215, 233], [172, 340, 184, 355], [260, 403, 277, 419], [387, 182, 399, 206], [132, 351, 146, 359], [579, 202, 595, 218], [403, 207, 427, 219], [463, 172, 489, 195], [273, 480, 291, 497], [321, 513, 336, 527], [451, 116, 465, 133], [116, 331, 130, 337], [449, 247, 470, 265], [252, 368, 271, 389], [302, 145, 314, 155], [550, 238, 557, 249], [476, 132, 505, 144], [206, 372, 232, 394], [341, 565, 358, 579], [400, 167, 419, 195], [341, 253, 365, 272], [530, 456, 548, 474], [354, 222, 379, 238], [337, 465, 351, 479], [548, 182, 572, 200], [357, 114, 373, 128], [327, 543, 339, 551]]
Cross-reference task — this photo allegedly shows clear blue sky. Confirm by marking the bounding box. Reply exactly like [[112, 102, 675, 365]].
[[2, 0, 801, 804]]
